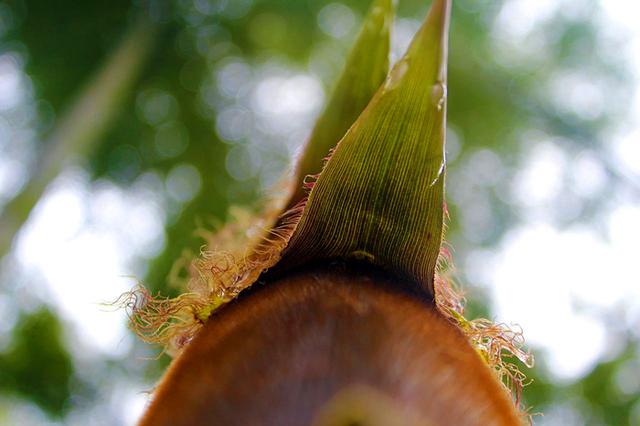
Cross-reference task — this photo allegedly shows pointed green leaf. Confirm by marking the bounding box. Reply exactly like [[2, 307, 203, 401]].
[[277, 0, 451, 296], [285, 0, 394, 209]]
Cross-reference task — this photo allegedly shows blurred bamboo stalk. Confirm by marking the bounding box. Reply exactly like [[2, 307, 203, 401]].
[[0, 16, 158, 258]]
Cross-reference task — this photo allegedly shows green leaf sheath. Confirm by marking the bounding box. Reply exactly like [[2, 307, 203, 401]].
[[277, 0, 451, 296], [285, 0, 393, 209]]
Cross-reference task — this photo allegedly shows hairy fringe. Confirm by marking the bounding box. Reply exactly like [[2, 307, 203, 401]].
[[111, 286, 209, 356], [433, 244, 534, 421], [117, 189, 309, 355]]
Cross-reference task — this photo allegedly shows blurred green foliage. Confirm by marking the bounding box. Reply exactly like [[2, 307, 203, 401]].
[[0, 0, 638, 423], [0, 308, 74, 418]]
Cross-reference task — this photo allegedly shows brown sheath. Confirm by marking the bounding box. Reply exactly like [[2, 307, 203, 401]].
[[139, 264, 520, 426]]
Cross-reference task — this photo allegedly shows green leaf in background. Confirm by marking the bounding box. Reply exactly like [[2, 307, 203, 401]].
[[277, 0, 451, 297], [0, 16, 157, 257], [285, 0, 394, 209], [0, 308, 74, 418]]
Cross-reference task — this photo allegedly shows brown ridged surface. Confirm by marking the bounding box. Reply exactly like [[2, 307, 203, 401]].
[[139, 264, 520, 426]]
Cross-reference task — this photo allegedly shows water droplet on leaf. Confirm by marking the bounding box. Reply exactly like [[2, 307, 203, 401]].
[[384, 59, 409, 91], [431, 81, 447, 111]]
